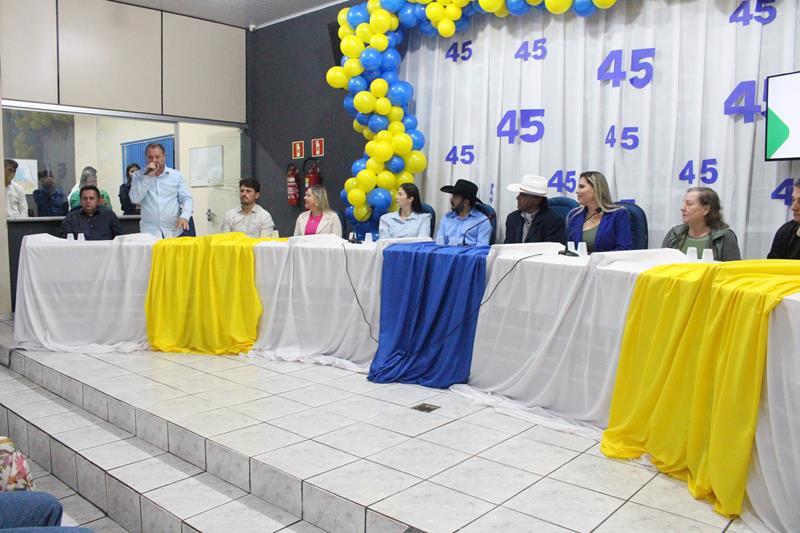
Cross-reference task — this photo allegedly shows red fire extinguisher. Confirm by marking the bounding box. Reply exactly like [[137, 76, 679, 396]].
[[302, 158, 322, 189], [286, 164, 299, 206]]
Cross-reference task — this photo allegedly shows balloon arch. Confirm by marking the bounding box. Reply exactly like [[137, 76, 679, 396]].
[[326, 0, 619, 238]]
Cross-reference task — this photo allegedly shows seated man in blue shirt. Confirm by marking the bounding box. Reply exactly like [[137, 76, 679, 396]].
[[436, 179, 491, 246], [60, 185, 122, 240], [33, 170, 66, 216]]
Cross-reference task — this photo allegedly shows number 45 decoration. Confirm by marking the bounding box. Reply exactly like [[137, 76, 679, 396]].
[[597, 48, 656, 89]]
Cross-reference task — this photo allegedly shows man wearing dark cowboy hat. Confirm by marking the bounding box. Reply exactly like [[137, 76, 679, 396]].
[[436, 179, 491, 246], [504, 174, 565, 244]]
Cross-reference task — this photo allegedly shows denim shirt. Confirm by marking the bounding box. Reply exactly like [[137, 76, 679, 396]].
[[129, 167, 193, 237]]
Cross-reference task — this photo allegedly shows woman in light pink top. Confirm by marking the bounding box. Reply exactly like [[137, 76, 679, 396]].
[[293, 185, 343, 237]]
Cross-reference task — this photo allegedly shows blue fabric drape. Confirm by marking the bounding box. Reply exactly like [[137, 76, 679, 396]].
[[368, 242, 490, 388]]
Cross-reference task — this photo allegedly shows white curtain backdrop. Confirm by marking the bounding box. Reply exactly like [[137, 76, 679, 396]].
[[400, 0, 800, 258]]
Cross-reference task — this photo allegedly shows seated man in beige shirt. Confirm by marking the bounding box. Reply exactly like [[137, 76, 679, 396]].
[[220, 178, 275, 238]]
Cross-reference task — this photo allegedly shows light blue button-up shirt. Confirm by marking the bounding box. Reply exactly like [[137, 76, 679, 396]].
[[379, 211, 432, 239], [436, 209, 491, 246], [129, 167, 193, 237]]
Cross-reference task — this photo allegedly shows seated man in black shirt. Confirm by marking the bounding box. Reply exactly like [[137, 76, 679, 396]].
[[60, 185, 122, 240], [767, 177, 800, 260], [504, 174, 565, 244]]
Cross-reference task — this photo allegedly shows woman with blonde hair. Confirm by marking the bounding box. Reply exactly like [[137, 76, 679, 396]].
[[294, 185, 343, 236], [663, 187, 740, 261], [566, 171, 632, 253]]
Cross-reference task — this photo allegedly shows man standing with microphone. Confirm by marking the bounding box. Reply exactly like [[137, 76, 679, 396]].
[[129, 143, 193, 237], [436, 179, 492, 246]]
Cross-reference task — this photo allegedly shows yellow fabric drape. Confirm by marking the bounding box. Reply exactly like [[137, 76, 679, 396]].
[[601, 260, 800, 517], [146, 233, 281, 355]]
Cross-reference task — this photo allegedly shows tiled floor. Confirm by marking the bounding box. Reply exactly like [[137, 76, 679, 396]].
[[1, 345, 746, 533]]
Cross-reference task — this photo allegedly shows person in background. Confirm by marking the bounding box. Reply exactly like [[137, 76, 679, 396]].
[[33, 170, 66, 217], [5, 159, 28, 219], [379, 183, 431, 239], [221, 178, 275, 238], [767, 177, 800, 260], [119, 163, 141, 215], [130, 143, 193, 237], [504, 174, 565, 244], [60, 185, 122, 240], [662, 186, 741, 261], [294, 185, 342, 236], [566, 171, 632, 253], [436, 179, 491, 246], [68, 166, 112, 210]]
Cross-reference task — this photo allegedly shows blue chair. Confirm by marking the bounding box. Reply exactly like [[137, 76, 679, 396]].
[[334, 209, 348, 238], [548, 196, 580, 223], [618, 201, 648, 250], [420, 203, 436, 238], [473, 203, 497, 245]]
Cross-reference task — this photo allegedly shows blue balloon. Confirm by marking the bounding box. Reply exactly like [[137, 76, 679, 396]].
[[382, 70, 400, 84], [348, 75, 368, 94], [347, 5, 369, 28], [507, 0, 531, 16], [472, 1, 487, 14], [401, 114, 418, 130], [455, 17, 471, 33], [368, 114, 390, 132], [340, 55, 349, 67], [360, 48, 383, 71], [340, 189, 351, 206], [387, 155, 405, 173], [414, 4, 428, 21], [381, 49, 402, 71], [380, 0, 405, 12], [356, 112, 371, 126], [398, 4, 418, 27], [351, 158, 368, 175], [367, 187, 393, 210], [463, 3, 476, 16], [407, 129, 425, 150], [387, 81, 413, 105], [573, 0, 597, 16], [419, 20, 437, 35], [345, 206, 358, 225], [343, 95, 357, 118], [363, 69, 381, 82]]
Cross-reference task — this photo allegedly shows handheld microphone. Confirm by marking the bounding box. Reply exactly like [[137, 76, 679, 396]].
[[559, 208, 582, 256], [461, 212, 495, 246]]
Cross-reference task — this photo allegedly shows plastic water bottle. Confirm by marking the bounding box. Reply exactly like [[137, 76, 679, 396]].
[[701, 249, 714, 263], [77, 233, 85, 241], [365, 232, 373, 243], [577, 242, 588, 256], [686, 247, 698, 261], [567, 241, 577, 254]]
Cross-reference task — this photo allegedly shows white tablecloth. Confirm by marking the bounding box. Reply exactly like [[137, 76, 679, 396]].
[[248, 234, 430, 371], [456, 246, 690, 436], [13, 233, 156, 353]]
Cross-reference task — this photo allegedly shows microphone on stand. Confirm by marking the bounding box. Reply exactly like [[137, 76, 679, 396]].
[[461, 212, 495, 246], [559, 208, 582, 256]]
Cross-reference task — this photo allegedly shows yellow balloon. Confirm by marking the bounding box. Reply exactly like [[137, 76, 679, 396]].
[[355, 23, 373, 43], [373, 141, 394, 162], [526, 0, 544, 4], [417, 0, 432, 4], [374, 97, 392, 116], [370, 9, 392, 34], [437, 18, 456, 38], [388, 106, 405, 122], [390, 14, 400, 31], [495, 5, 510, 16], [370, 33, 389, 52], [363, 128, 375, 140], [592, 0, 616, 7], [375, 131, 393, 143], [344, 58, 364, 77], [367, 0, 381, 13], [356, 169, 378, 192], [337, 7, 350, 26], [426, 2, 445, 22], [325, 66, 348, 89], [478, 0, 504, 12], [388, 121, 405, 135], [391, 133, 413, 155], [395, 171, 415, 187], [366, 157, 385, 173], [445, 5, 462, 20], [370, 78, 389, 97], [353, 120, 365, 133], [348, 188, 367, 207], [405, 150, 428, 173], [354, 205, 372, 222], [365, 140, 378, 157], [344, 177, 358, 192], [338, 26, 354, 39], [454, 0, 470, 6], [340, 35, 365, 57], [353, 91, 377, 113], [376, 171, 396, 190], [545, 0, 572, 14]]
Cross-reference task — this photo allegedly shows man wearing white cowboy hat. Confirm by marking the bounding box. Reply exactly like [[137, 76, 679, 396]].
[[437, 178, 492, 246], [504, 175, 565, 244]]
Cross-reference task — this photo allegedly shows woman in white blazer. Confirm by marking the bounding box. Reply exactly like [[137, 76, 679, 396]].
[[294, 185, 343, 237]]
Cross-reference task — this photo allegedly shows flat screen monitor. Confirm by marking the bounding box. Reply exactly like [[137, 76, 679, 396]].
[[766, 70, 800, 161]]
